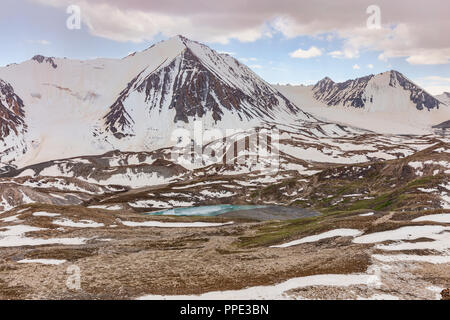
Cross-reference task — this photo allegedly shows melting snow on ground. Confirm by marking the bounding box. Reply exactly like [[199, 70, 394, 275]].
[[0, 224, 88, 247], [199, 190, 235, 198], [52, 218, 104, 228], [138, 273, 379, 300], [121, 221, 234, 228], [129, 200, 171, 209], [371, 254, 450, 264], [32, 212, 61, 217], [353, 225, 450, 252], [271, 229, 363, 248], [359, 212, 375, 217], [353, 225, 450, 244], [412, 214, 450, 224], [0, 215, 21, 222], [88, 205, 123, 210], [17, 258, 67, 265]]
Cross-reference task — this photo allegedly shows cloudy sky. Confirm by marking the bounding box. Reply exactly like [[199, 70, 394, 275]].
[[1, 0, 449, 94]]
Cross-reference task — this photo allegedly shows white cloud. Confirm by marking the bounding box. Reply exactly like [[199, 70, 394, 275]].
[[352, 64, 360, 70], [406, 50, 450, 65], [290, 46, 322, 59], [270, 66, 287, 72], [423, 76, 450, 82], [367, 64, 374, 69], [239, 57, 258, 62], [378, 53, 388, 62], [28, 40, 51, 45], [328, 48, 359, 59], [218, 51, 235, 56], [32, 0, 269, 44], [328, 50, 343, 58], [249, 64, 263, 69]]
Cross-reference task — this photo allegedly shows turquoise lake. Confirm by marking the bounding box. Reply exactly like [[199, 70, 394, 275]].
[[145, 205, 268, 217]]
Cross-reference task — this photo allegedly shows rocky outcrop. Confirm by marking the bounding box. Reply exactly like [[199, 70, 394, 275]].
[[389, 71, 440, 110], [32, 55, 58, 69], [313, 75, 374, 108], [0, 79, 26, 139], [0, 79, 27, 163]]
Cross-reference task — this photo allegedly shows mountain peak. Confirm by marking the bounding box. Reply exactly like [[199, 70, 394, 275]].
[[154, 35, 198, 47], [316, 76, 334, 84], [172, 34, 190, 42], [31, 55, 58, 69], [103, 36, 310, 139], [313, 77, 336, 96], [139, 35, 203, 60], [165, 34, 190, 45], [312, 70, 441, 111]]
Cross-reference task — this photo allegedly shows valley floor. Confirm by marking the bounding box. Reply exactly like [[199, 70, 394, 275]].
[[0, 204, 448, 300], [0, 128, 448, 300]]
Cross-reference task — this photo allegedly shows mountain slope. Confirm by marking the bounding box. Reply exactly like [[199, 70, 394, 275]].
[[103, 36, 311, 141], [0, 79, 27, 164], [275, 71, 450, 135], [312, 71, 441, 111]]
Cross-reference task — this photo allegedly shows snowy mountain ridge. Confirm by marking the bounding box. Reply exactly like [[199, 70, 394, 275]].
[[103, 36, 311, 141], [0, 79, 27, 164], [275, 71, 450, 135], [0, 35, 314, 167], [312, 70, 442, 112]]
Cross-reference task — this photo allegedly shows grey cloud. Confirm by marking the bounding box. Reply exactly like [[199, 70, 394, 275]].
[[32, 0, 450, 64]]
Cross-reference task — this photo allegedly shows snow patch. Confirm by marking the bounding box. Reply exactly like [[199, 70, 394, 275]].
[[52, 218, 104, 228], [17, 258, 67, 265], [271, 229, 363, 248], [121, 221, 234, 228]]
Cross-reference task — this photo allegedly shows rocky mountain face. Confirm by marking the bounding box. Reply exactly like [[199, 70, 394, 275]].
[[104, 36, 310, 139], [0, 79, 27, 164], [312, 70, 442, 111], [312, 75, 375, 108], [31, 55, 58, 69]]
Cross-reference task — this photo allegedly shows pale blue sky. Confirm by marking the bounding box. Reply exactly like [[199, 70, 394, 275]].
[[1, 0, 449, 94]]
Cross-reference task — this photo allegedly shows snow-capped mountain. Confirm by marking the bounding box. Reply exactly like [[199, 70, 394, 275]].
[[0, 79, 27, 164], [0, 35, 313, 167], [312, 71, 441, 111], [104, 36, 310, 141], [436, 92, 450, 106], [275, 71, 450, 135]]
